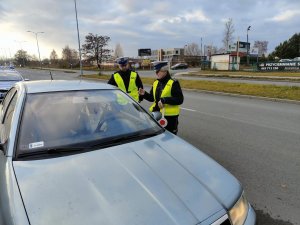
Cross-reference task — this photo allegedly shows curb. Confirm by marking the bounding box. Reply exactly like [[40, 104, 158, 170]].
[[175, 73, 300, 82], [182, 88, 300, 105]]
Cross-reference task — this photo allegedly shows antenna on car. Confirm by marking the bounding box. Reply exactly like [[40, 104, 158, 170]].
[[49, 70, 53, 80]]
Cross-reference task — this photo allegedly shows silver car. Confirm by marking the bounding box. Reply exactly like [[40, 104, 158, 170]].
[[0, 80, 256, 225], [0, 69, 25, 101]]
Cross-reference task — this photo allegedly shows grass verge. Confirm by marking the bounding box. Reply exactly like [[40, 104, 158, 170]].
[[83, 74, 300, 101], [188, 70, 300, 78]]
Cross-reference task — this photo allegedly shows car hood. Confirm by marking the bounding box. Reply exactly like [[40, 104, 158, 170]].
[[13, 133, 241, 225]]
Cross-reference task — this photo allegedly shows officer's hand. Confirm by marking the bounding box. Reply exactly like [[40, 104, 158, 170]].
[[158, 100, 164, 109], [138, 88, 145, 95]]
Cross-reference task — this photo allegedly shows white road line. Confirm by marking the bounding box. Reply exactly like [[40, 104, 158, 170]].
[[183, 108, 299, 135], [181, 107, 197, 112]]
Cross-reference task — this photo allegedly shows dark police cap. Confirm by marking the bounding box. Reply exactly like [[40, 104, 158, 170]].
[[152, 61, 168, 71], [116, 57, 129, 65]]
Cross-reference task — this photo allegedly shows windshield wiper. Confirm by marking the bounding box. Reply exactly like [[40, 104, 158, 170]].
[[17, 146, 87, 159], [88, 130, 163, 149]]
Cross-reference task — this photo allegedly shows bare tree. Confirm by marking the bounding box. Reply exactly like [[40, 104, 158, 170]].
[[61, 45, 79, 67], [185, 43, 201, 56], [114, 43, 124, 58], [253, 41, 268, 56], [50, 49, 58, 65], [204, 45, 218, 56], [62, 45, 72, 62], [82, 33, 111, 69], [222, 18, 235, 50]]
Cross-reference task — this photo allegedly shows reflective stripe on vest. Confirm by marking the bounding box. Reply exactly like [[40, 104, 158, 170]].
[[113, 72, 139, 101], [149, 79, 180, 116]]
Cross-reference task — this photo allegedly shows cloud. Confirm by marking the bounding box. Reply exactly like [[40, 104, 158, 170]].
[[269, 10, 300, 22], [184, 10, 210, 23], [0, 0, 299, 58], [156, 10, 210, 24]]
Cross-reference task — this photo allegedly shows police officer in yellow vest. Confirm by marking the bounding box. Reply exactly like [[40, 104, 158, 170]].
[[108, 57, 143, 102], [138, 61, 184, 135]]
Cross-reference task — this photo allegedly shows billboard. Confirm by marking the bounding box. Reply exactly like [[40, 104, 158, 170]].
[[258, 61, 300, 71], [138, 48, 151, 56], [228, 42, 250, 53]]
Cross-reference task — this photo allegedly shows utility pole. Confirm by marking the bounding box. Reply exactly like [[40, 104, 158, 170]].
[[200, 37, 203, 57], [74, 0, 83, 77], [237, 37, 240, 70], [246, 26, 251, 66]]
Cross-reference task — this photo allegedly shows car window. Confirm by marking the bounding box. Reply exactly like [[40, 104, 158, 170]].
[[17, 89, 162, 157], [2, 91, 18, 142], [1, 88, 16, 123]]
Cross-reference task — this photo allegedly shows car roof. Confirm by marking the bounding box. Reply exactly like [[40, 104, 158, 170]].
[[18, 80, 116, 94]]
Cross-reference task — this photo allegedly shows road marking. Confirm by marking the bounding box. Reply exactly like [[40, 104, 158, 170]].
[[181, 107, 197, 112], [187, 109, 300, 135]]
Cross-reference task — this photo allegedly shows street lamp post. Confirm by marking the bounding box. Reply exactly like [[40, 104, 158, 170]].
[[74, 0, 83, 76], [246, 26, 251, 66], [27, 30, 44, 69]]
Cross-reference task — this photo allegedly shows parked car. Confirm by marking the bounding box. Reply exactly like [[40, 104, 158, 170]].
[[171, 63, 188, 70], [293, 57, 300, 61], [279, 59, 292, 62], [0, 69, 25, 101], [0, 80, 256, 225]]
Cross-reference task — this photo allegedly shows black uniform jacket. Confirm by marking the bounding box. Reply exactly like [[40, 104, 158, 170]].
[[143, 73, 184, 112], [108, 69, 144, 101]]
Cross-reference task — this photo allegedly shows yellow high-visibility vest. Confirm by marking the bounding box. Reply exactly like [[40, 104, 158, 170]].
[[113, 72, 139, 101], [149, 79, 180, 116]]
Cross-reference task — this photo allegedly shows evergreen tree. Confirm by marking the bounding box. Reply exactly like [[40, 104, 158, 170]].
[[270, 33, 300, 59]]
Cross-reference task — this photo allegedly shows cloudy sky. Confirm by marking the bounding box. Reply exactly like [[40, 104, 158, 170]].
[[0, 0, 299, 59]]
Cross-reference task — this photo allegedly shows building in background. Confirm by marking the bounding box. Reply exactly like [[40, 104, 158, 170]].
[[210, 41, 251, 70], [136, 47, 204, 68]]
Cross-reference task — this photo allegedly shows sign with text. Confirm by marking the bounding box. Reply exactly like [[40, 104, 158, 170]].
[[228, 42, 250, 53], [138, 48, 151, 56], [258, 61, 300, 71]]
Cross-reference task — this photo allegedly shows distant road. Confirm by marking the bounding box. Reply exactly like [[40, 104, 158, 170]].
[[18, 68, 91, 80]]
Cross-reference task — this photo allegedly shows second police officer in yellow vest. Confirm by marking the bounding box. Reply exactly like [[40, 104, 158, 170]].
[[108, 57, 143, 102], [139, 61, 184, 135]]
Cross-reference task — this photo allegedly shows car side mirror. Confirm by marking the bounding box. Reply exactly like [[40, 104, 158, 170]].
[[151, 111, 162, 121], [0, 143, 4, 153]]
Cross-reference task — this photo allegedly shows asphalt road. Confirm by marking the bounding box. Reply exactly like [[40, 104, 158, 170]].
[[176, 91, 300, 225], [19, 68, 300, 225]]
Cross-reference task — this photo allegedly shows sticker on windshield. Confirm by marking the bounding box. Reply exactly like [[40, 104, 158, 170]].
[[29, 141, 44, 149]]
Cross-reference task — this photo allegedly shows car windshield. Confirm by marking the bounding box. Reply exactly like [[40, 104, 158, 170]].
[[17, 89, 163, 158]]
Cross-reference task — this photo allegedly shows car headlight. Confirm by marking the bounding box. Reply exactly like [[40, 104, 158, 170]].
[[229, 193, 249, 225]]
